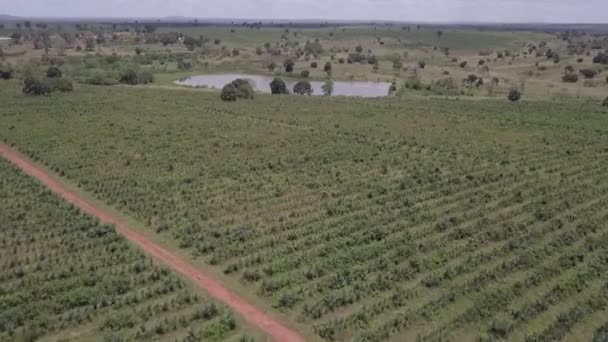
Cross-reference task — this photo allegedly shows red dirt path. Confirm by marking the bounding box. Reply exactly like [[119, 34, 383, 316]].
[[0, 144, 304, 342]]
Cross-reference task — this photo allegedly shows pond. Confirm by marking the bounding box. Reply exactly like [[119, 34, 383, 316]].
[[175, 74, 391, 98]]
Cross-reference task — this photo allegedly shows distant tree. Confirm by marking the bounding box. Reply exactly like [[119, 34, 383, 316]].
[[46, 66, 62, 78], [160, 34, 178, 46], [222, 79, 255, 100], [220, 83, 238, 102], [418, 61, 426, 69], [577, 58, 584, 63], [561, 73, 579, 83], [322, 80, 334, 96], [144, 24, 157, 34], [497, 52, 504, 59], [508, 88, 521, 102], [355, 45, 363, 53], [564, 65, 575, 74], [460, 61, 468, 68], [232, 48, 240, 56], [392, 60, 403, 70], [324, 62, 332, 76], [22, 77, 51, 96], [10, 32, 21, 44], [256, 47, 264, 55], [183, 36, 201, 51], [49, 77, 73, 92], [478, 59, 485, 65], [268, 62, 277, 72], [368, 55, 378, 65], [135, 47, 144, 55], [293, 80, 313, 95], [269, 78, 288, 94], [437, 30, 443, 40], [85, 38, 95, 51], [214, 39, 221, 45], [24, 21, 31, 29], [177, 59, 193, 70], [264, 42, 271, 50], [579, 69, 597, 79], [119, 69, 140, 85], [300, 70, 310, 78], [284, 59, 295, 72], [338, 58, 345, 64], [310, 61, 318, 68]]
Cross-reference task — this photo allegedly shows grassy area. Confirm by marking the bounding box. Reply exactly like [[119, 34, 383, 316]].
[[0, 156, 261, 341], [1, 80, 608, 341]]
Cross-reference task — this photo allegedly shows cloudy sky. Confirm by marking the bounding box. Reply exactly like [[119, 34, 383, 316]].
[[3, 0, 607, 23]]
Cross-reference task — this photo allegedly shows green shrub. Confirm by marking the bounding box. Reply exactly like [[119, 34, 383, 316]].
[[602, 97, 608, 107], [22, 77, 51, 96], [269, 78, 288, 95], [579, 69, 598, 79], [49, 77, 74, 92], [293, 81, 313, 95], [220, 84, 238, 102], [85, 71, 117, 85], [46, 66, 62, 78], [508, 88, 521, 102], [300, 70, 310, 78], [562, 73, 579, 83]]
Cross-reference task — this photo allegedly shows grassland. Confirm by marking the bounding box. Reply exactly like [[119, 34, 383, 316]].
[[0, 155, 259, 341], [1, 79, 608, 341]]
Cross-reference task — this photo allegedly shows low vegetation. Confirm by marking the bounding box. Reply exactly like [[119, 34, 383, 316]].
[[0, 158, 253, 341]]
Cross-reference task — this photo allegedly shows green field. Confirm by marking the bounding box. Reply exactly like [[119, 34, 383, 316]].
[[1, 79, 608, 341], [0, 156, 258, 341]]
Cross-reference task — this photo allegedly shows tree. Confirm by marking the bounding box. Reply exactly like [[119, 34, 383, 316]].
[[300, 70, 310, 78], [460, 61, 468, 68], [221, 79, 255, 100], [418, 61, 426, 69], [85, 38, 95, 51], [293, 81, 313, 95], [220, 83, 238, 102], [135, 47, 144, 55], [322, 80, 334, 96], [579, 69, 598, 79], [508, 88, 521, 102], [310, 62, 318, 68], [368, 55, 378, 65], [437, 30, 443, 40], [22, 77, 51, 96], [119, 69, 139, 85], [183, 36, 200, 51], [268, 62, 277, 72], [10, 32, 22, 45], [178, 59, 193, 70], [232, 48, 240, 56], [46, 66, 62, 78], [561, 73, 579, 83], [324, 62, 332, 76], [159, 34, 178, 46], [393, 60, 403, 70], [284, 59, 295, 73], [270, 78, 288, 94], [355, 45, 363, 53], [564, 65, 575, 74]]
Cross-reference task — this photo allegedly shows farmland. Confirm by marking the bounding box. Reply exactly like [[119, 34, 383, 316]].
[[1, 78, 608, 341], [0, 156, 257, 341]]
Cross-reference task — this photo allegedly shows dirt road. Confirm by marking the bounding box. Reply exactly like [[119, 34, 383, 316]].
[[0, 144, 304, 342]]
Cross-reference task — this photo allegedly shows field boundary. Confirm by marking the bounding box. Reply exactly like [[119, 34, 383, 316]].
[[0, 143, 304, 342]]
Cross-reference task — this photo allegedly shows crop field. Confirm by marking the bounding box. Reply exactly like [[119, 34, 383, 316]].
[[1, 80, 608, 341], [0, 157, 256, 341]]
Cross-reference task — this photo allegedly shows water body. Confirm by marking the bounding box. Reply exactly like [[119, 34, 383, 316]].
[[175, 74, 391, 98]]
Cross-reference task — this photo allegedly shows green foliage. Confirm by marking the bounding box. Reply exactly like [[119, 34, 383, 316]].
[[562, 73, 579, 83], [46, 66, 62, 78], [508, 88, 522, 102], [322, 80, 334, 96], [22, 77, 51, 96], [0, 159, 241, 341], [579, 69, 598, 79], [118, 69, 155, 85], [221, 79, 255, 101], [293, 80, 313, 95], [49, 77, 74, 92], [602, 97, 608, 107], [300, 70, 310, 78], [270, 78, 289, 95]]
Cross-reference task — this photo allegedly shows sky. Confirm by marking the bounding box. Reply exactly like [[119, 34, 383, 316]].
[[2, 0, 608, 23]]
